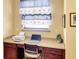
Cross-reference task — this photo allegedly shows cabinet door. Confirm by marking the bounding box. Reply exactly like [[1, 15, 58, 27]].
[[44, 48, 65, 59], [4, 43, 17, 59]]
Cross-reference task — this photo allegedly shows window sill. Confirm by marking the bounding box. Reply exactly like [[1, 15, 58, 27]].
[[21, 28, 50, 32]]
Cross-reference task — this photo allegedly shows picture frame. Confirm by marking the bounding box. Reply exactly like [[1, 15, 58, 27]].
[[70, 12, 76, 27]]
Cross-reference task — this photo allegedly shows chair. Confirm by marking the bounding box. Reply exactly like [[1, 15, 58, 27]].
[[24, 44, 41, 59]]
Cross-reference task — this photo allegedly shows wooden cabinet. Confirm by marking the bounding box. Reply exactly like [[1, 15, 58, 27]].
[[4, 43, 17, 59], [43, 48, 65, 59], [4, 42, 65, 59]]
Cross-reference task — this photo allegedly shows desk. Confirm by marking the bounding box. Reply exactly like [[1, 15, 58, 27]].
[[4, 38, 65, 49], [4, 38, 65, 59]]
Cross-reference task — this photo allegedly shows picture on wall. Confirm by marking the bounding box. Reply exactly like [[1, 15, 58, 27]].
[[70, 12, 76, 27]]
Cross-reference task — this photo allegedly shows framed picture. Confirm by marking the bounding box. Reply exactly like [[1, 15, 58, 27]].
[[70, 12, 76, 27]]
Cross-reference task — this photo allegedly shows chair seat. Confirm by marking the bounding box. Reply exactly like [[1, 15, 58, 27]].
[[25, 52, 40, 58]]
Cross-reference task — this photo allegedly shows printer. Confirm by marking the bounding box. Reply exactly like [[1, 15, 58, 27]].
[[12, 32, 25, 42]]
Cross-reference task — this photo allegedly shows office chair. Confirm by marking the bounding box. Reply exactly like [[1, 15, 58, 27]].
[[24, 44, 41, 59]]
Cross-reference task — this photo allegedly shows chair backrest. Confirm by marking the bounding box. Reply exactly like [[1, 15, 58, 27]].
[[24, 44, 39, 52]]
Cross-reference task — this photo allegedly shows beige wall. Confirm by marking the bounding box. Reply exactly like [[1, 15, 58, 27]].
[[3, 0, 14, 38], [66, 0, 76, 59], [13, 0, 21, 35], [13, 0, 64, 39]]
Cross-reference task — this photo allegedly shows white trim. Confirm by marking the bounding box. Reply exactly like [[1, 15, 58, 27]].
[[64, 0, 66, 14], [22, 28, 50, 32]]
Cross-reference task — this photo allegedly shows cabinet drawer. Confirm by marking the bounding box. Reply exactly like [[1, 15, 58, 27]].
[[44, 48, 64, 55], [4, 43, 16, 48], [45, 53, 62, 59]]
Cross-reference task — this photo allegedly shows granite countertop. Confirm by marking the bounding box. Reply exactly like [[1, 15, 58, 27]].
[[4, 37, 65, 49]]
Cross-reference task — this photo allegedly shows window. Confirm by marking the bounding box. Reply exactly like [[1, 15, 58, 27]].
[[20, 0, 52, 31]]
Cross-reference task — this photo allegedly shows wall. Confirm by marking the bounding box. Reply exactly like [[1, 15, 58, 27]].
[[3, 0, 14, 38], [13, 0, 64, 39], [66, 0, 76, 59]]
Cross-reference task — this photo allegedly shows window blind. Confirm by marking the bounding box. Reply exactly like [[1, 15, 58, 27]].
[[20, 0, 52, 31]]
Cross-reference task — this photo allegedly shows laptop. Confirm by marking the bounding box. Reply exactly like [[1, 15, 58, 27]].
[[31, 34, 41, 41], [26, 34, 41, 45]]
